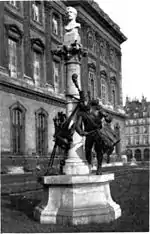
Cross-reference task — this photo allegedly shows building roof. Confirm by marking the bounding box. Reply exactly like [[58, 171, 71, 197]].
[[124, 96, 150, 117]]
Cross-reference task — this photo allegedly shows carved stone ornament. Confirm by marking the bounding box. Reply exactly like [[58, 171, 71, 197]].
[[52, 40, 87, 61]]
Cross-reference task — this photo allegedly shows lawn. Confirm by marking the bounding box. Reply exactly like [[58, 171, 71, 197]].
[[1, 166, 149, 233]]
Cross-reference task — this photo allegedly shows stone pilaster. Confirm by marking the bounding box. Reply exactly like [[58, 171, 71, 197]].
[[23, 1, 32, 78], [80, 22, 89, 93], [44, 3, 53, 86], [0, 2, 8, 75]]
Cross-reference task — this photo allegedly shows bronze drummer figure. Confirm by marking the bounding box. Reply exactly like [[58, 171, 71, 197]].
[[75, 99, 120, 175]]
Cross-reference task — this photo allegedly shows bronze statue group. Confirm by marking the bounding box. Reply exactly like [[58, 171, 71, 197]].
[[47, 74, 120, 175]]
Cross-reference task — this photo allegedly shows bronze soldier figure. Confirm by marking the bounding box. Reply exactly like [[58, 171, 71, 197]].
[[75, 100, 120, 175]]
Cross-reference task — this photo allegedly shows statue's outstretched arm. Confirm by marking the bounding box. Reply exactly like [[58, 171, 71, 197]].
[[75, 115, 87, 136]]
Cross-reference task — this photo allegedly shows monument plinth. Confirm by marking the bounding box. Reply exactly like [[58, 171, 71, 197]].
[[34, 173, 121, 225], [34, 6, 121, 225]]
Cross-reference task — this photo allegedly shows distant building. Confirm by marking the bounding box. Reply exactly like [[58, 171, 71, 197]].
[[0, 1, 126, 171], [124, 96, 150, 161]]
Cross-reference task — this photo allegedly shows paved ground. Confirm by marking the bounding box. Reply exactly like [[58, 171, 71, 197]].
[[1, 166, 149, 233]]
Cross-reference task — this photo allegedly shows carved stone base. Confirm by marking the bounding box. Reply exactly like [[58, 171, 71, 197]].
[[63, 132, 90, 175], [34, 173, 121, 225], [63, 158, 90, 175]]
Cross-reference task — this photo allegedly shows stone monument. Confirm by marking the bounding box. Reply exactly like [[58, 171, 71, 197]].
[[34, 6, 121, 225], [130, 153, 137, 166]]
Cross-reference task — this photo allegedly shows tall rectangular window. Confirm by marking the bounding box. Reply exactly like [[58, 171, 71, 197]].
[[89, 71, 95, 99], [53, 61, 60, 93], [33, 51, 41, 85], [89, 72, 94, 99], [135, 136, 139, 145], [111, 84, 116, 107], [127, 137, 131, 145], [36, 110, 48, 156], [12, 109, 22, 153], [10, 103, 26, 155], [8, 39, 18, 78], [101, 78, 107, 104], [37, 114, 46, 155]]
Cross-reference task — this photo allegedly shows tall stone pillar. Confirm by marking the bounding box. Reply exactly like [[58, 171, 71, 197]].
[[23, 1, 32, 78], [63, 56, 89, 175]]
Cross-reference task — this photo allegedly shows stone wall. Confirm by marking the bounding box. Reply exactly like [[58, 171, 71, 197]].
[[1, 90, 65, 154]]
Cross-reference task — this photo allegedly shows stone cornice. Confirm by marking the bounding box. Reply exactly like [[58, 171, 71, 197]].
[[0, 76, 66, 108], [30, 21, 45, 36], [4, 3, 24, 24], [48, 0, 66, 15]]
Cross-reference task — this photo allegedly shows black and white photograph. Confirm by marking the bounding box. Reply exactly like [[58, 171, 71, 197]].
[[0, 0, 149, 232]]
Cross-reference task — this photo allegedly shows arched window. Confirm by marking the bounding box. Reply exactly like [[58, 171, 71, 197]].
[[35, 108, 48, 156], [135, 149, 141, 161], [10, 102, 26, 154]]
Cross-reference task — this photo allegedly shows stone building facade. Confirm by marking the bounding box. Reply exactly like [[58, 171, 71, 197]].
[[124, 96, 150, 161], [0, 1, 126, 171]]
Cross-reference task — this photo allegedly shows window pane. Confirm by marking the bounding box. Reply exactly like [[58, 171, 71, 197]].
[[101, 78, 107, 104], [8, 39, 17, 78], [12, 108, 23, 153], [53, 61, 60, 92], [37, 113, 47, 155], [33, 52, 41, 85], [89, 71, 95, 99]]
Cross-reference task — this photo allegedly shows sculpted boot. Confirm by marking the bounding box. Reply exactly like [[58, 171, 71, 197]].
[[96, 164, 102, 175]]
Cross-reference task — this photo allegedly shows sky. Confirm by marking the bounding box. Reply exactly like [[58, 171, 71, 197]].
[[95, 0, 150, 105]]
